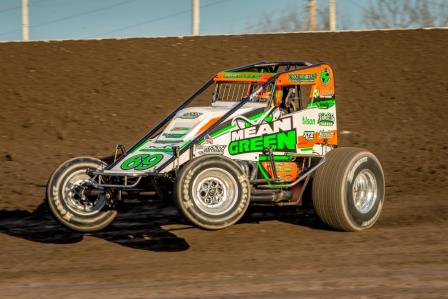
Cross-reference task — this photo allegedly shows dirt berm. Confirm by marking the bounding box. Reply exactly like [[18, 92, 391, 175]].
[[0, 29, 447, 298]]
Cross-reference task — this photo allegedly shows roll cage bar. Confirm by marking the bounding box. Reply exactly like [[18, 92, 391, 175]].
[[106, 61, 330, 174], [222, 61, 313, 73]]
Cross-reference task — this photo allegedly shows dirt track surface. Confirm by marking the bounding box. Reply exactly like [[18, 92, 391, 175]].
[[1, 29, 448, 298]]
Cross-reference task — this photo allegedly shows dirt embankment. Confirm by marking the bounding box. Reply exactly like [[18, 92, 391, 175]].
[[0, 29, 447, 298], [1, 29, 447, 210]]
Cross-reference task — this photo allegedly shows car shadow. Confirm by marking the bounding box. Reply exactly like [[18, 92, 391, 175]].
[[0, 203, 84, 244], [91, 199, 192, 251], [0, 199, 191, 252], [0, 198, 331, 252], [242, 205, 332, 231]]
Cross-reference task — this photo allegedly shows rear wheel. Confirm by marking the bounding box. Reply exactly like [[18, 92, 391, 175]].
[[174, 155, 250, 230], [47, 157, 117, 232], [312, 147, 385, 231]]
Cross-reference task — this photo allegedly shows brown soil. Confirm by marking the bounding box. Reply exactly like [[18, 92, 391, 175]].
[[1, 29, 447, 298]]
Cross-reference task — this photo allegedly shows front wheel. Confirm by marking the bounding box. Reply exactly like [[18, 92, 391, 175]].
[[174, 155, 250, 230], [312, 147, 385, 231], [47, 157, 117, 232]]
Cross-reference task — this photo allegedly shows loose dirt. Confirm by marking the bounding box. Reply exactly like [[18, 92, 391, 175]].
[[0, 29, 447, 298]]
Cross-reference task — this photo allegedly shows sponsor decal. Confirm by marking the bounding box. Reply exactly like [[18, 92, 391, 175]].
[[317, 112, 335, 126], [302, 116, 316, 125], [229, 130, 297, 155], [319, 93, 334, 99], [307, 99, 336, 109], [162, 133, 185, 139], [172, 127, 190, 131], [121, 154, 163, 171], [318, 130, 334, 139], [228, 117, 297, 155], [288, 73, 317, 83], [222, 73, 263, 79], [180, 112, 202, 119], [197, 145, 226, 155], [204, 134, 213, 144], [230, 117, 293, 141], [320, 68, 331, 86], [303, 131, 314, 141]]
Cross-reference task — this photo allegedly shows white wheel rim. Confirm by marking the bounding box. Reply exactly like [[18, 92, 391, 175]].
[[191, 168, 238, 216], [352, 169, 378, 214]]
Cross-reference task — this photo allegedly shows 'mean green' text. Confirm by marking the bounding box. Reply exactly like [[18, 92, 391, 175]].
[[228, 130, 297, 155]]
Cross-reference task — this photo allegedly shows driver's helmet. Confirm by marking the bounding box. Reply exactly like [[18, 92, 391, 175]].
[[258, 91, 271, 101]]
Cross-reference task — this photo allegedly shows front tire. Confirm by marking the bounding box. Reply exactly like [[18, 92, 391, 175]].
[[174, 155, 250, 230], [47, 157, 117, 232], [312, 148, 385, 231]]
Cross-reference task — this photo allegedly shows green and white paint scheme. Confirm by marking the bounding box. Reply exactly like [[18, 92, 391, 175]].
[[106, 100, 336, 175]]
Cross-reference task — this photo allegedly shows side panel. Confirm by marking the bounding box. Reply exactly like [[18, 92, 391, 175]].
[[107, 102, 337, 174], [218, 112, 297, 161], [294, 103, 337, 156], [194, 102, 337, 162]]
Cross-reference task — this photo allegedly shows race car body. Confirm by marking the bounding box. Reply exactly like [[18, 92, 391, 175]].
[[47, 61, 385, 233]]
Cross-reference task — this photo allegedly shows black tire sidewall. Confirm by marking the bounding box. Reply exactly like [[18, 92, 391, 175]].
[[343, 152, 385, 229], [175, 155, 250, 230], [47, 157, 117, 232]]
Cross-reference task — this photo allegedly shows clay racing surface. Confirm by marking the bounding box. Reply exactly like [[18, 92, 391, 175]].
[[1, 29, 447, 298]]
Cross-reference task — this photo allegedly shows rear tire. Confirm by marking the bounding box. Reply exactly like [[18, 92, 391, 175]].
[[47, 157, 117, 232], [174, 155, 250, 230], [312, 148, 385, 231]]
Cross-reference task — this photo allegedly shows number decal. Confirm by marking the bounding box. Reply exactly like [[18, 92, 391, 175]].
[[120, 154, 163, 171]]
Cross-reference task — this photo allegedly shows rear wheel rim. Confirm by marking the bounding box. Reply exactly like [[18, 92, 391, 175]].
[[192, 168, 238, 216], [352, 169, 377, 214]]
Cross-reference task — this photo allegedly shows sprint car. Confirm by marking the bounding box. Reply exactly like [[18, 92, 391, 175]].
[[47, 61, 385, 232]]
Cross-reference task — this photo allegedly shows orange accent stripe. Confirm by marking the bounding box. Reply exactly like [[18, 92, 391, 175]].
[[196, 117, 220, 136]]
